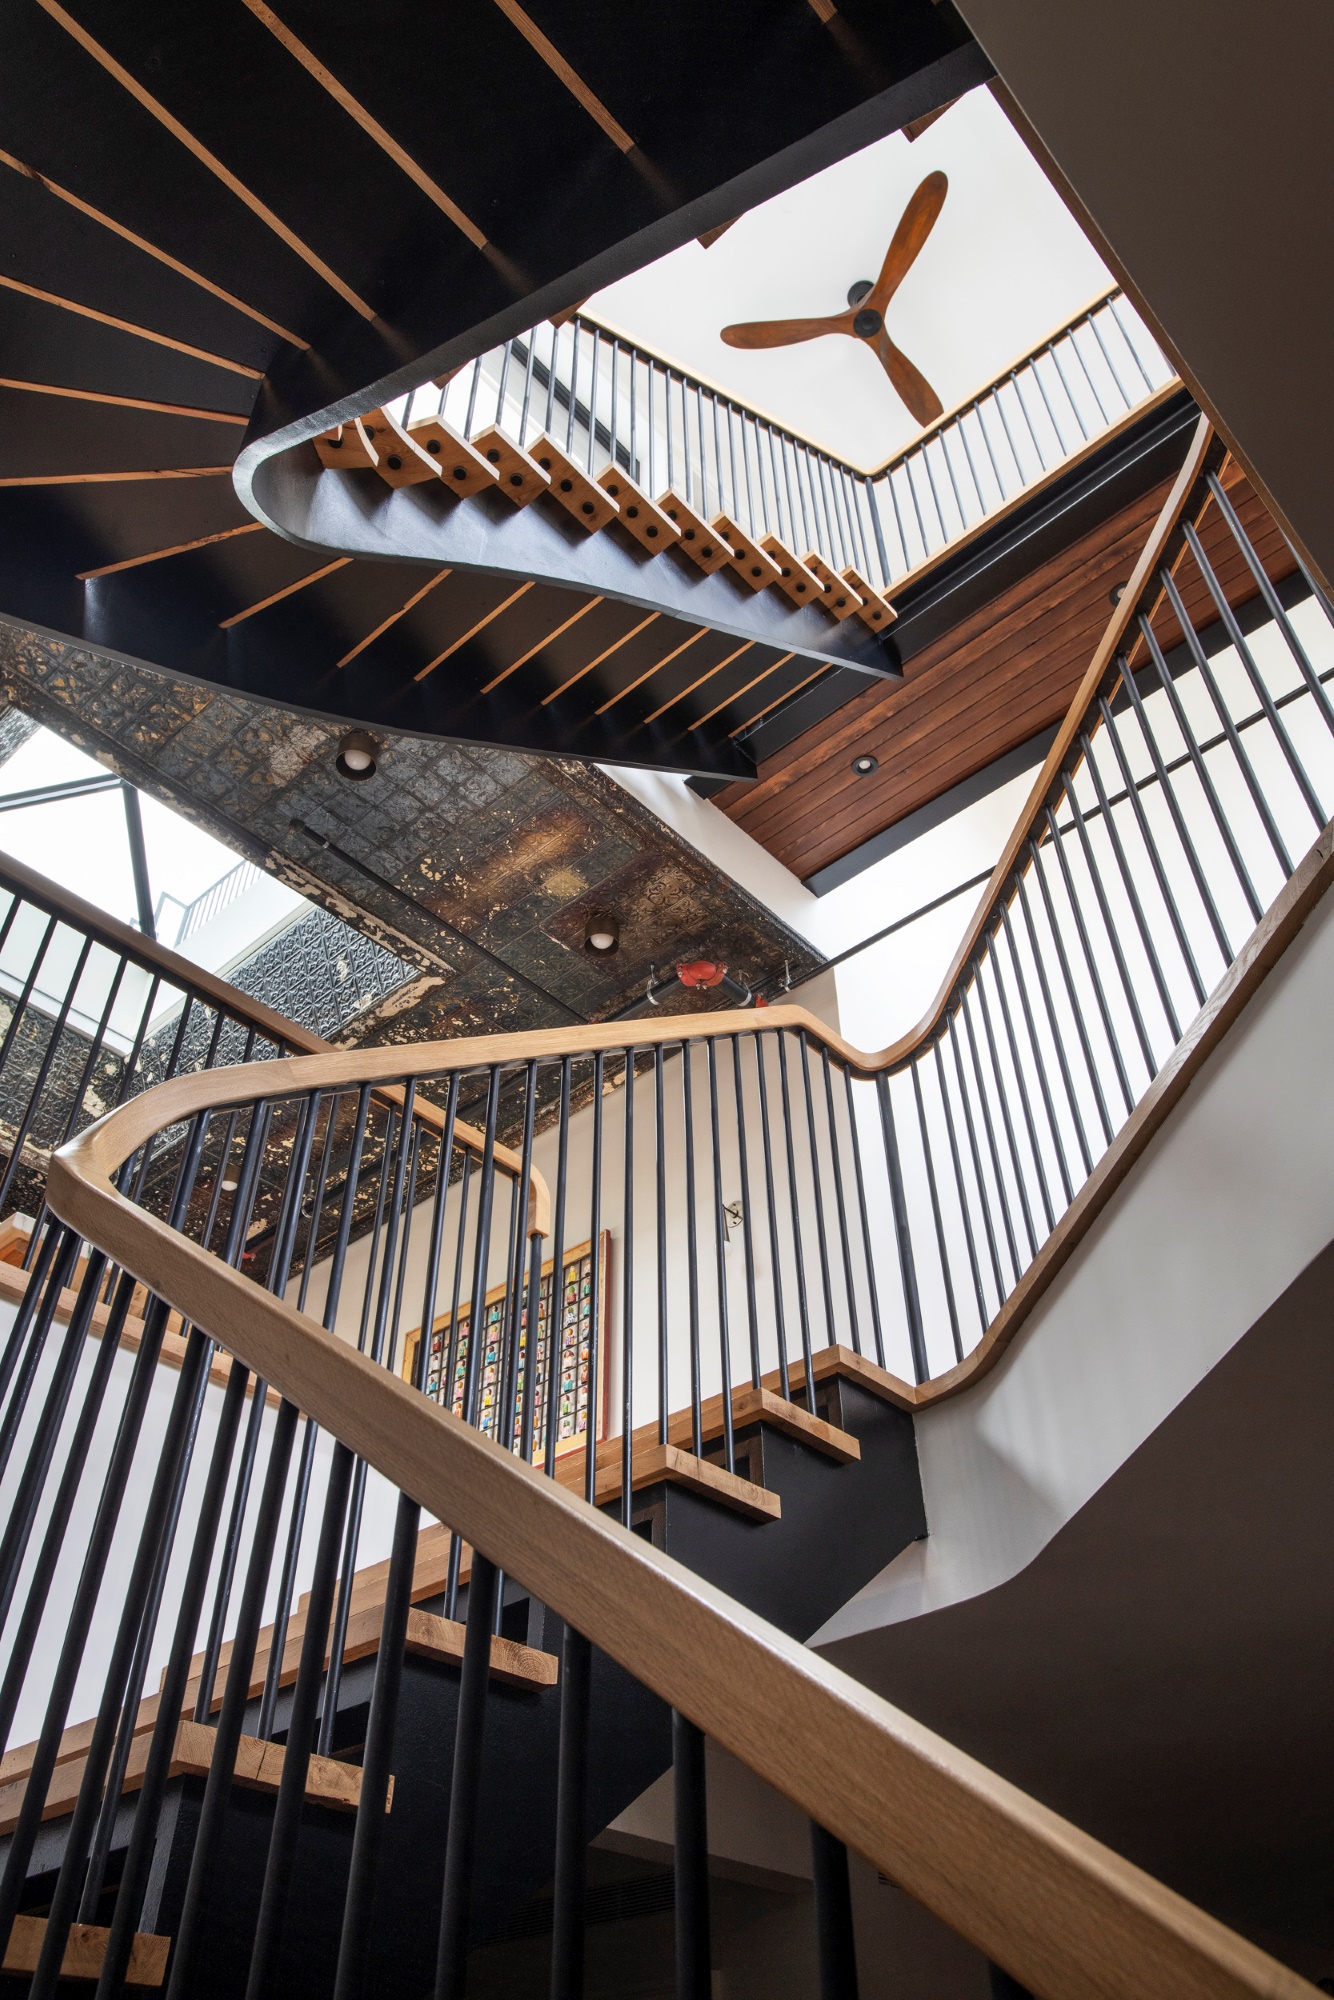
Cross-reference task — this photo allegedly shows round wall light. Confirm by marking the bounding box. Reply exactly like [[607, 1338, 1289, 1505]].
[[584, 910, 620, 956], [851, 753, 879, 776], [336, 729, 380, 781]]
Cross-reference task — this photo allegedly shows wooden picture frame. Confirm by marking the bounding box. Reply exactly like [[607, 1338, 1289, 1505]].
[[401, 1233, 610, 1461]]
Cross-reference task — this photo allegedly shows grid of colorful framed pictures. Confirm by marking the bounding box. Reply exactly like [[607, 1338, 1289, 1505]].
[[401, 1234, 608, 1460]]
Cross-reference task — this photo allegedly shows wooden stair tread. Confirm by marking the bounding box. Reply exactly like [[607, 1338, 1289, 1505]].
[[4, 1912, 169, 1987], [0, 1721, 379, 1840], [560, 1440, 780, 1521]]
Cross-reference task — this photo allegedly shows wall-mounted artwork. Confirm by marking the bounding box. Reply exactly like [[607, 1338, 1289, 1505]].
[[401, 1234, 609, 1461]]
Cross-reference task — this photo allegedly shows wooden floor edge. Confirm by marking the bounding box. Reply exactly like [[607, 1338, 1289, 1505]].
[[916, 821, 1334, 1409]]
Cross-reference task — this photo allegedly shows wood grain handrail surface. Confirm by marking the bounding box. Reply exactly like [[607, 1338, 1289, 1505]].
[[46, 1083, 1321, 1998]]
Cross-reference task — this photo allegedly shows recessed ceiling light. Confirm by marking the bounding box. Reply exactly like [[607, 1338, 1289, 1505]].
[[1109, 582, 1127, 606], [584, 910, 620, 955], [336, 729, 379, 781], [220, 1178, 238, 1192], [851, 753, 879, 776]]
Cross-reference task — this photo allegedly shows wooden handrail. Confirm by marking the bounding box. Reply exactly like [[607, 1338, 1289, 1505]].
[[0, 847, 550, 1234], [46, 1083, 1320, 1999]]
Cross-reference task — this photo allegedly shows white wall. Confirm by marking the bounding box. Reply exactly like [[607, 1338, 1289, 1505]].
[[814, 854, 1334, 1644]]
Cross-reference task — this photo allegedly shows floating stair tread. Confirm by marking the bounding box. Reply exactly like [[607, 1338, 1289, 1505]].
[[597, 469, 681, 552], [802, 550, 864, 620], [842, 563, 897, 633], [767, 1343, 917, 1412], [760, 534, 827, 608], [573, 1440, 780, 1521], [4, 1912, 169, 1988], [472, 426, 550, 506], [657, 490, 734, 573], [688, 1384, 860, 1463], [361, 409, 442, 488], [404, 416, 499, 496], [711, 511, 782, 592], [0, 1722, 379, 1838], [313, 419, 379, 471], [404, 1608, 559, 1689], [530, 435, 619, 530]]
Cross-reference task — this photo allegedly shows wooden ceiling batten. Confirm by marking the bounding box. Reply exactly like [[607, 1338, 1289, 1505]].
[[642, 641, 754, 725], [479, 595, 602, 694], [594, 627, 708, 715], [0, 379, 248, 426], [490, 0, 637, 155], [242, 0, 489, 254], [540, 612, 659, 705], [0, 274, 263, 379], [413, 581, 534, 680], [77, 520, 264, 579], [0, 146, 308, 349], [219, 557, 353, 628], [337, 567, 452, 667], [0, 467, 234, 487], [34, 0, 378, 321]]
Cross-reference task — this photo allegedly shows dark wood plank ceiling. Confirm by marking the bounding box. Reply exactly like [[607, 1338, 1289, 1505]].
[[716, 467, 1297, 882]]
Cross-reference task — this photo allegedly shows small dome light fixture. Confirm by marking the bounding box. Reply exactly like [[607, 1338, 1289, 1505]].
[[1109, 581, 1127, 606], [584, 910, 620, 956], [851, 752, 879, 776], [336, 729, 379, 781]]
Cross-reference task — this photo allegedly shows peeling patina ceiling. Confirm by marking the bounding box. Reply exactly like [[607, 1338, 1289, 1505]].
[[0, 625, 822, 1044]]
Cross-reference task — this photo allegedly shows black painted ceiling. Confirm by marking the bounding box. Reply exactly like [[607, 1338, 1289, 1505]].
[[0, 0, 986, 775]]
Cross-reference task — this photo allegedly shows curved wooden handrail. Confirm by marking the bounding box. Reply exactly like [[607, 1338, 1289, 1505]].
[[45, 1086, 1319, 2000]]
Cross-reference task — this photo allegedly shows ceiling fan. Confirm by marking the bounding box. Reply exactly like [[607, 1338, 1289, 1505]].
[[720, 171, 948, 427]]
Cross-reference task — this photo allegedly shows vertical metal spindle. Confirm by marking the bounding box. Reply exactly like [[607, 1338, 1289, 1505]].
[[796, 1031, 838, 1348], [810, 1824, 860, 2000], [655, 1046, 669, 1446], [543, 1059, 572, 1480], [1206, 468, 1334, 738], [819, 1049, 862, 1354], [947, 1020, 1006, 1304], [682, 1041, 704, 1458], [998, 903, 1075, 1207], [673, 1712, 712, 2000], [1095, 693, 1209, 1010], [730, 1036, 762, 1389], [776, 1031, 817, 1405], [1041, 805, 1137, 1116], [959, 988, 1024, 1280], [876, 1074, 928, 1384], [979, 950, 1052, 1239], [933, 1039, 988, 1337], [585, 1052, 605, 1505], [706, 1039, 735, 1475], [1078, 730, 1184, 1040], [435, 1552, 500, 1999], [549, 1622, 592, 2000], [621, 1045, 636, 1525], [753, 1034, 793, 1395], [1059, 767, 1160, 1077], [1026, 838, 1114, 1149], [910, 1062, 961, 1364]]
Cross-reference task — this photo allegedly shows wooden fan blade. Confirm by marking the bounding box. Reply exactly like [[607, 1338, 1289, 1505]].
[[875, 331, 943, 427], [869, 171, 948, 312], [720, 312, 852, 350]]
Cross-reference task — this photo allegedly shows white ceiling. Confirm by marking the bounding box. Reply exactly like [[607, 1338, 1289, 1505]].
[[586, 87, 1112, 469]]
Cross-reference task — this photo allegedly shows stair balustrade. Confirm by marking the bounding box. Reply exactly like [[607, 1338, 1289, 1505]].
[[0, 415, 1332, 1994]]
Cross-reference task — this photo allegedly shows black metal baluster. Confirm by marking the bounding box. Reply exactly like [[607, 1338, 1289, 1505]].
[[754, 1033, 794, 1398], [910, 1062, 961, 1365], [706, 1039, 735, 1475], [1077, 730, 1183, 1042], [1041, 805, 1136, 1117], [841, 1065, 886, 1368], [1026, 837, 1114, 1148], [1095, 694, 1208, 1010], [544, 1059, 572, 1481], [1206, 468, 1334, 737], [435, 1552, 500, 1999], [776, 1033, 817, 1407], [621, 1045, 636, 1524], [1137, 608, 1264, 923], [1182, 519, 1326, 828], [585, 1053, 605, 1504], [655, 1046, 669, 1446], [810, 1824, 860, 2000], [876, 1074, 928, 1385], [1059, 767, 1160, 1079], [673, 1712, 711, 2000], [1159, 565, 1293, 873], [796, 1031, 839, 1349], [997, 904, 1074, 1208], [959, 988, 1023, 1280], [972, 963, 1041, 1253], [819, 1049, 862, 1354], [730, 1036, 763, 1391], [947, 1019, 1006, 1305], [682, 1041, 704, 1458], [0, 932, 93, 1212], [1113, 655, 1234, 966], [932, 1039, 988, 1337], [549, 1622, 592, 2000]]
